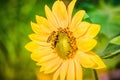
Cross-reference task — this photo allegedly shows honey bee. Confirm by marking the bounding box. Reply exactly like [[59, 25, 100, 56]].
[[47, 31, 56, 43]]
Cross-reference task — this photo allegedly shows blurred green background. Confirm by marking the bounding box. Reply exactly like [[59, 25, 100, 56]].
[[0, 0, 120, 80]]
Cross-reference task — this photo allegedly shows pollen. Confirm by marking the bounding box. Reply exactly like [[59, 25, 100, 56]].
[[47, 27, 78, 59]]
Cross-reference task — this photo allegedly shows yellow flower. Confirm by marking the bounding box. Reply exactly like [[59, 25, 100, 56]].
[[36, 72, 53, 80], [25, 0, 106, 80]]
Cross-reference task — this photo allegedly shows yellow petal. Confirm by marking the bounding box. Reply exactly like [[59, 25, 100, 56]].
[[25, 41, 51, 52], [76, 50, 106, 69], [25, 41, 40, 52], [86, 51, 106, 69], [31, 22, 50, 34], [45, 5, 59, 29], [36, 15, 46, 25], [60, 60, 69, 80], [31, 49, 51, 61], [34, 41, 51, 47], [83, 24, 100, 38], [67, 59, 75, 80], [31, 53, 43, 62], [70, 10, 85, 30], [39, 53, 57, 64], [44, 57, 61, 73], [29, 34, 48, 42], [53, 68, 60, 80], [74, 59, 82, 80], [68, 0, 77, 24], [52, 0, 68, 28], [36, 15, 54, 30], [40, 66, 45, 72], [73, 21, 90, 38], [42, 57, 59, 69], [76, 50, 96, 68], [77, 38, 97, 52], [36, 15, 56, 31], [36, 72, 53, 80], [44, 58, 63, 73]]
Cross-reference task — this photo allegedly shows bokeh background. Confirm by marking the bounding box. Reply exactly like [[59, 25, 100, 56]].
[[0, 0, 120, 80]]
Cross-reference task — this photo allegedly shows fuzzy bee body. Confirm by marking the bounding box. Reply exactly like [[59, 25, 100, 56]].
[[47, 31, 56, 43]]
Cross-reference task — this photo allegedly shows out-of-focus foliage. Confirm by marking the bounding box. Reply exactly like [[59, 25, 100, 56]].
[[0, 0, 120, 80], [86, 0, 120, 69], [110, 36, 120, 45], [0, 0, 54, 80]]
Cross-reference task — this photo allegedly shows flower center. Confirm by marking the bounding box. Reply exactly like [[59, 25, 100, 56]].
[[47, 27, 77, 59], [56, 32, 71, 59]]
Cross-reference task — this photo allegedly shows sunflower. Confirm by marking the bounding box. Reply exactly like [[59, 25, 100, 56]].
[[25, 0, 106, 80]]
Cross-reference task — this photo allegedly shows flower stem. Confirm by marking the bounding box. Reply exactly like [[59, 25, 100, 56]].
[[93, 69, 98, 80]]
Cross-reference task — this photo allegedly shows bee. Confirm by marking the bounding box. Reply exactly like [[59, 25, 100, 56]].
[[47, 31, 56, 43]]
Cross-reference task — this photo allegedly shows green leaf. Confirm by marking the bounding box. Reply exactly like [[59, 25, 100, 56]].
[[110, 36, 120, 45], [93, 33, 109, 56], [101, 44, 120, 59], [102, 49, 120, 59], [83, 13, 92, 23], [88, 5, 120, 38], [83, 13, 89, 19]]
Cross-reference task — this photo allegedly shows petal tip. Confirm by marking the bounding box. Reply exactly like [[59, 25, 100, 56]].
[[36, 15, 40, 20], [45, 5, 49, 10], [25, 42, 31, 52], [80, 10, 86, 15], [31, 21, 34, 26]]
